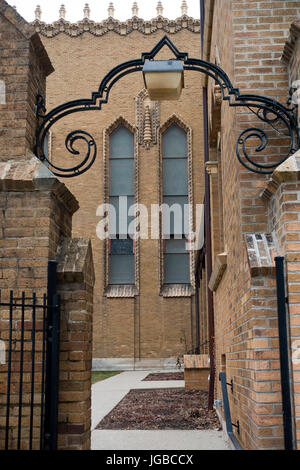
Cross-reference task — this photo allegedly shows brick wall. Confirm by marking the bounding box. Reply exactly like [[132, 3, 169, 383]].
[[0, 156, 94, 450], [282, 19, 300, 87], [35, 16, 205, 367], [202, 0, 300, 450], [262, 155, 300, 448], [0, 2, 94, 449], [56, 238, 94, 450]]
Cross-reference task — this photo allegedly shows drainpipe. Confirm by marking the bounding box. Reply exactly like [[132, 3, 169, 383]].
[[195, 278, 200, 354], [203, 86, 215, 411], [199, 0, 215, 410], [194, 252, 201, 354], [219, 372, 243, 450], [200, 0, 205, 59]]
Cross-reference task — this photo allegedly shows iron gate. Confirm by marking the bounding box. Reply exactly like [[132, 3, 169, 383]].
[[0, 261, 60, 451]]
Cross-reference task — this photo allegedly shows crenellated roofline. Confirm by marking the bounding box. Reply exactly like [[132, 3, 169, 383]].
[[32, 15, 200, 38]]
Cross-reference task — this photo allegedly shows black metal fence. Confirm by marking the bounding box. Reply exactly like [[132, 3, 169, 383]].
[[0, 261, 60, 451]]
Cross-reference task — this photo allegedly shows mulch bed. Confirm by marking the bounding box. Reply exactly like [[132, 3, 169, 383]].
[[142, 372, 184, 381], [96, 388, 221, 430]]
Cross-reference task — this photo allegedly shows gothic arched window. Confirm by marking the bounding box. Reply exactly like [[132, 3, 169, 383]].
[[108, 125, 135, 285], [162, 124, 190, 284]]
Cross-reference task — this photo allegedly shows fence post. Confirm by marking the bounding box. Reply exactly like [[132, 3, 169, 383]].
[[43, 260, 60, 451]]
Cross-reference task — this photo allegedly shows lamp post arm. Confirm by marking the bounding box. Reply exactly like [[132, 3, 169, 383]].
[[35, 35, 299, 177]]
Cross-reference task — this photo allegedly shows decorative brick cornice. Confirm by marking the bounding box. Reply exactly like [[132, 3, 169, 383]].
[[105, 285, 138, 298], [282, 19, 300, 65], [32, 15, 200, 38], [161, 284, 194, 297]]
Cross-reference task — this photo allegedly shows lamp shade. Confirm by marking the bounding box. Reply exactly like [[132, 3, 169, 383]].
[[142, 60, 184, 101]]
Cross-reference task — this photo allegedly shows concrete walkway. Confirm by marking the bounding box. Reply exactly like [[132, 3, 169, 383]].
[[91, 371, 230, 450]]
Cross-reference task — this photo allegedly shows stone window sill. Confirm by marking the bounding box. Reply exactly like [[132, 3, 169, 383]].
[[105, 284, 138, 298], [160, 284, 194, 297], [208, 253, 227, 292]]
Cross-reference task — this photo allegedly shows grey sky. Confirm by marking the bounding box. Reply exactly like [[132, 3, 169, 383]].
[[7, 1, 200, 23]]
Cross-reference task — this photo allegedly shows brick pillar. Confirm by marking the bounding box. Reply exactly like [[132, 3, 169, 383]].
[[263, 150, 300, 449], [56, 238, 94, 450], [0, 156, 94, 450]]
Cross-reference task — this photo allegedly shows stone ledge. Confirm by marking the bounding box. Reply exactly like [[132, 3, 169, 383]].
[[261, 150, 300, 201], [104, 284, 138, 298], [208, 252, 227, 292], [0, 152, 79, 215], [56, 237, 95, 285], [205, 160, 218, 175], [282, 19, 300, 65], [160, 284, 194, 297], [244, 233, 277, 277]]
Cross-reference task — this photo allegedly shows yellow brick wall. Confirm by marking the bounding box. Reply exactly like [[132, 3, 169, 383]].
[[202, 0, 300, 451], [37, 26, 204, 365]]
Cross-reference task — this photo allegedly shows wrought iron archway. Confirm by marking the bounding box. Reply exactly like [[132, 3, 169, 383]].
[[35, 35, 299, 177]]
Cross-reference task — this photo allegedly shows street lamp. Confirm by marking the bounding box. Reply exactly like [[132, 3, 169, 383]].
[[142, 59, 184, 101], [35, 35, 299, 177]]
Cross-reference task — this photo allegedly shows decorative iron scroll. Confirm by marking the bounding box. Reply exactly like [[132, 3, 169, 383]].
[[35, 35, 299, 177]]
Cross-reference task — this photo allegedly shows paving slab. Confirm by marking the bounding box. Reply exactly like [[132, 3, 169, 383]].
[[92, 429, 229, 450], [91, 371, 229, 450]]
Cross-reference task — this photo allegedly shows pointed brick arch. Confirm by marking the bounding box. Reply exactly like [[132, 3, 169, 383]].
[[160, 113, 192, 135]]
